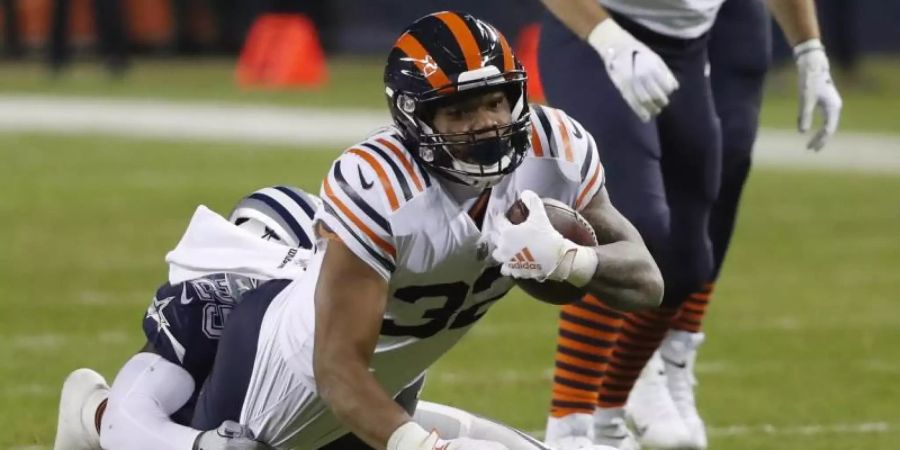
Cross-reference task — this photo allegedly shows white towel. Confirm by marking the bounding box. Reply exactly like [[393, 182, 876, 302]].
[[166, 205, 314, 284]]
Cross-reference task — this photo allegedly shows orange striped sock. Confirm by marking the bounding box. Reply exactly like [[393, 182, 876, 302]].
[[670, 283, 714, 333], [550, 294, 624, 417], [596, 307, 677, 408]]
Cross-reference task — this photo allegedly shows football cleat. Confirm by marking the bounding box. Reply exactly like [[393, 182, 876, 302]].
[[53, 368, 109, 450], [592, 407, 640, 450], [625, 352, 692, 449], [660, 330, 707, 449], [546, 413, 594, 448]]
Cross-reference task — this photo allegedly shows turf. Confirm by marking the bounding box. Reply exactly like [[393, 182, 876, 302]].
[[2, 133, 898, 449], [0, 56, 899, 134]]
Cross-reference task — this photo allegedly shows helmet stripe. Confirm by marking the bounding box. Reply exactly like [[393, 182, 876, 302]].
[[273, 186, 316, 219], [395, 34, 452, 91], [247, 192, 313, 249], [496, 31, 515, 73], [435, 11, 482, 71]]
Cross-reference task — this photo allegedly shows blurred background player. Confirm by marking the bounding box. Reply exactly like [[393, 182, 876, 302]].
[[52, 185, 320, 450], [536, 0, 842, 448], [626, 0, 773, 448]]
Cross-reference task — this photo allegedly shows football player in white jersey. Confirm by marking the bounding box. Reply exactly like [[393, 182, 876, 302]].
[[190, 11, 663, 450]]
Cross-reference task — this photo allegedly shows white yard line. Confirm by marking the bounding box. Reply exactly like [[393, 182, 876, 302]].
[[528, 421, 895, 439], [2, 95, 899, 173]]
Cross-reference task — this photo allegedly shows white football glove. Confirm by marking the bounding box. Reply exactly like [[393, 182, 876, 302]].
[[794, 39, 843, 151], [194, 421, 273, 450], [588, 18, 679, 122], [389, 422, 510, 450], [489, 191, 598, 286]]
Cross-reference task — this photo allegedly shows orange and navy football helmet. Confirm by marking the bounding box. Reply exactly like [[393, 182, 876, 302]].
[[384, 11, 530, 189]]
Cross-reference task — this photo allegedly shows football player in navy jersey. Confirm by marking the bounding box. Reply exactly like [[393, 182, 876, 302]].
[[53, 186, 320, 450], [537, 0, 843, 448]]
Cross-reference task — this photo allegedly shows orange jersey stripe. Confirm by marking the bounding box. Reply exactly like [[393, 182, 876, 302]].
[[323, 178, 396, 258], [530, 124, 545, 157], [348, 148, 400, 211], [576, 162, 601, 209], [395, 34, 452, 91], [376, 138, 424, 192], [435, 12, 482, 71], [553, 110, 574, 162], [497, 31, 515, 72]]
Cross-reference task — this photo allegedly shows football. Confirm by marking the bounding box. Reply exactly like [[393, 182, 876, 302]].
[[505, 198, 598, 305]]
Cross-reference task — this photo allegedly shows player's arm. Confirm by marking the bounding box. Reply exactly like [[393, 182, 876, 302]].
[[540, 0, 610, 39], [491, 189, 662, 312], [539, 0, 678, 121], [312, 237, 411, 449], [576, 187, 663, 310], [766, 0, 842, 151], [766, 0, 820, 45]]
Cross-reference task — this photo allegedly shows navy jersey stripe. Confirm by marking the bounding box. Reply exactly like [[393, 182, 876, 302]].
[[322, 202, 396, 274], [389, 133, 432, 188], [333, 161, 392, 233], [247, 193, 312, 249], [361, 143, 414, 201], [533, 107, 558, 158]]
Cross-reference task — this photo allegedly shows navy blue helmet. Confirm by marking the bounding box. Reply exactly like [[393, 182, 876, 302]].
[[384, 11, 530, 189]]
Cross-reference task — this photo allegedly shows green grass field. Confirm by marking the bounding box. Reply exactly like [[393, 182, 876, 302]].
[[3, 130, 898, 449], [1, 56, 900, 134]]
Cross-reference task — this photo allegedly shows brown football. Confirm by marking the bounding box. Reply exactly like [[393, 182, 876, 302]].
[[505, 198, 598, 305]]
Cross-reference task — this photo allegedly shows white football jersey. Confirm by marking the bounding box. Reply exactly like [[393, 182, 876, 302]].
[[599, 0, 728, 39], [250, 105, 606, 447]]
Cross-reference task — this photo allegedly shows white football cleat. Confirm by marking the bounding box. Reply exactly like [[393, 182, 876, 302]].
[[546, 413, 595, 449], [625, 352, 692, 449], [660, 330, 707, 449], [53, 368, 109, 450], [592, 407, 640, 450]]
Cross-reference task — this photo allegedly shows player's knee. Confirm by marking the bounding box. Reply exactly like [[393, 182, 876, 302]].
[[98, 402, 130, 449]]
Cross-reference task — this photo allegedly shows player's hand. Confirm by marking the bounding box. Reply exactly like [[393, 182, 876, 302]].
[[588, 18, 679, 122], [389, 422, 509, 450], [193, 421, 273, 450], [490, 191, 596, 285], [794, 39, 843, 151]]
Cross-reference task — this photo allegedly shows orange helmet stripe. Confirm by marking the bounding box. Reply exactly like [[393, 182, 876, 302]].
[[395, 33, 452, 91], [496, 31, 515, 72], [435, 12, 482, 71]]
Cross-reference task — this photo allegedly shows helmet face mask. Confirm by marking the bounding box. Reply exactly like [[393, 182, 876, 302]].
[[384, 11, 531, 189]]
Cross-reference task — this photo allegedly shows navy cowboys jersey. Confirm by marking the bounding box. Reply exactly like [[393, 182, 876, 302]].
[[143, 272, 262, 386]]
